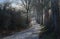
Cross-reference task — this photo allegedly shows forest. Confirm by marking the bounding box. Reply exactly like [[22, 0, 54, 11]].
[[0, 0, 60, 39]]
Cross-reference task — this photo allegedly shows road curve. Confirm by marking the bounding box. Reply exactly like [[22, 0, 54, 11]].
[[2, 18, 42, 39]]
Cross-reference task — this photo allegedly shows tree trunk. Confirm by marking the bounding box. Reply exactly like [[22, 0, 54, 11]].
[[51, 0, 59, 34], [26, 9, 29, 25], [44, 8, 49, 26]]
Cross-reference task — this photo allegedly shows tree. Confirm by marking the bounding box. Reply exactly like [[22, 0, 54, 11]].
[[33, 0, 44, 24], [0, 0, 12, 31], [21, 0, 33, 24], [51, 0, 60, 34], [43, 0, 52, 32]]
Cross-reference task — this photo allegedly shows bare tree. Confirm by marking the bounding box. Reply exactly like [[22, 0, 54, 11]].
[[21, 0, 33, 24]]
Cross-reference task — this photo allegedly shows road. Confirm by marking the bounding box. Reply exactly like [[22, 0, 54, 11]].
[[2, 18, 42, 39]]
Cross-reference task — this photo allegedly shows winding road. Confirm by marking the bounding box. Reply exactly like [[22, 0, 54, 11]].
[[2, 18, 42, 39]]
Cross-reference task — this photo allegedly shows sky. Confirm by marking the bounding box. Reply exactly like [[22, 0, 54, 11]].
[[0, 0, 22, 7], [0, 0, 22, 4], [0, 0, 5, 3], [0, 0, 24, 10]]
